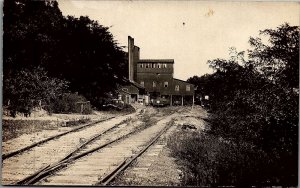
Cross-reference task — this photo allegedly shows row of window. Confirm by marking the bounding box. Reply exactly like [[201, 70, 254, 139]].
[[140, 81, 190, 91], [139, 63, 168, 69]]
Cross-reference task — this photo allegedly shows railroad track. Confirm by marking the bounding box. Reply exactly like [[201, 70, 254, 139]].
[[2, 117, 115, 160], [1, 112, 140, 185], [109, 124, 179, 186], [12, 113, 175, 186], [99, 121, 174, 186]]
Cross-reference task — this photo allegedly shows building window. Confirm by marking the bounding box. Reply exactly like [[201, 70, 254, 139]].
[[145, 64, 148, 68], [175, 85, 180, 91], [140, 81, 144, 87], [153, 81, 156, 87], [153, 63, 156, 68], [163, 64, 167, 68], [157, 64, 161, 68], [186, 85, 190, 91], [140, 64, 143, 68], [164, 82, 168, 87], [149, 63, 151, 68]]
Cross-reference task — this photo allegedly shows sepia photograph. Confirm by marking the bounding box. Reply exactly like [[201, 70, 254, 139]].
[[2, 0, 299, 186]]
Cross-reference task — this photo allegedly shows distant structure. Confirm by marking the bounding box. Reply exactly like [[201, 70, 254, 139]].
[[119, 36, 195, 106]]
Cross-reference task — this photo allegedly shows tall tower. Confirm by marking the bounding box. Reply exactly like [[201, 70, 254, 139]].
[[128, 36, 139, 82], [128, 36, 134, 81]]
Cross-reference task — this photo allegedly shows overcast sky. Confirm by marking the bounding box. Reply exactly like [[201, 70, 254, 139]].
[[58, 1, 299, 80]]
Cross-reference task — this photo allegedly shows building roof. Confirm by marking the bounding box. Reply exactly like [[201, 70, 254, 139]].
[[121, 78, 145, 90], [129, 80, 145, 89], [138, 59, 174, 64], [173, 78, 194, 86]]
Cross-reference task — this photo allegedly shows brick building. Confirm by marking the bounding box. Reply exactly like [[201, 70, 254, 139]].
[[120, 36, 195, 106]]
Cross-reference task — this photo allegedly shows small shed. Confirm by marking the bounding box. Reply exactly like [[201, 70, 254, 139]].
[[75, 101, 91, 114]]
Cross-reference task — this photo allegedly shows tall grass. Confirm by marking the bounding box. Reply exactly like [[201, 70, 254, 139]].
[[2, 120, 63, 141], [167, 131, 269, 186]]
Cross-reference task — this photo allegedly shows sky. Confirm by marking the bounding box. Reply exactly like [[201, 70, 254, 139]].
[[58, 1, 299, 80]]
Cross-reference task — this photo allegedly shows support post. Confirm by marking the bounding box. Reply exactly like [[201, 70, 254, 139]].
[[81, 103, 84, 114], [170, 95, 172, 106], [181, 95, 184, 106], [192, 95, 194, 109]]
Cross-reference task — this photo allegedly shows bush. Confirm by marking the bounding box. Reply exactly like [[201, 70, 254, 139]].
[[181, 24, 299, 187], [49, 93, 91, 114], [123, 104, 136, 113], [207, 86, 298, 186], [167, 131, 219, 186], [167, 131, 274, 186], [65, 117, 91, 127], [4, 68, 69, 117]]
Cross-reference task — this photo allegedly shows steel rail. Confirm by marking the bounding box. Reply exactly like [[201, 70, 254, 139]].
[[14, 119, 128, 185], [2, 116, 116, 160], [14, 116, 164, 185], [99, 120, 174, 186]]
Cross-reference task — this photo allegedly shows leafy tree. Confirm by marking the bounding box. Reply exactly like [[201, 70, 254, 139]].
[[3, 0, 128, 110], [184, 23, 299, 186], [248, 23, 299, 89], [3, 0, 63, 74], [187, 74, 211, 101], [49, 15, 127, 107], [3, 68, 69, 116]]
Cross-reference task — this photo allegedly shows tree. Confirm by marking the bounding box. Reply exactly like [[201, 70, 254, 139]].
[[3, 68, 69, 116], [248, 23, 299, 89], [3, 0, 128, 109], [187, 74, 211, 99], [49, 15, 127, 107], [185, 23, 299, 186], [3, 0, 63, 74]]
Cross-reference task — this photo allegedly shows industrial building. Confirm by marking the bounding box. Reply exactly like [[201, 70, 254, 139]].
[[119, 36, 195, 106]]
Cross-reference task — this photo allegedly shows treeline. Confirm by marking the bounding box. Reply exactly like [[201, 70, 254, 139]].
[[170, 23, 299, 186], [3, 0, 128, 114]]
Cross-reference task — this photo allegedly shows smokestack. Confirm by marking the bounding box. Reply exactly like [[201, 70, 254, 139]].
[[133, 46, 140, 81], [128, 36, 140, 82], [128, 36, 134, 81]]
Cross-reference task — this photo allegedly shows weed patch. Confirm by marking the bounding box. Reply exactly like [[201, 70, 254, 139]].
[[2, 120, 63, 141], [167, 131, 268, 186], [65, 117, 91, 127]]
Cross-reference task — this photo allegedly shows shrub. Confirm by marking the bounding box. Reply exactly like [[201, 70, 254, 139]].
[[167, 131, 219, 186], [181, 24, 299, 187], [65, 117, 91, 127], [120, 104, 136, 114], [167, 130, 292, 187], [50, 93, 91, 114], [3, 68, 69, 117]]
